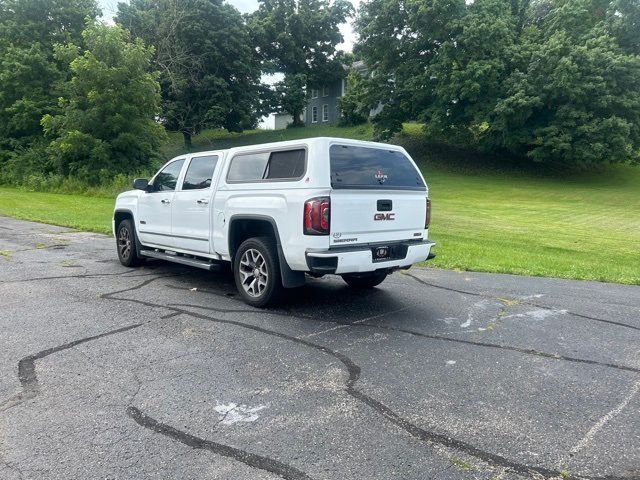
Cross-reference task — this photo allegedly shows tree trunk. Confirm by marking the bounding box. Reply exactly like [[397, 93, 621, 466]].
[[291, 109, 304, 127], [183, 131, 192, 150]]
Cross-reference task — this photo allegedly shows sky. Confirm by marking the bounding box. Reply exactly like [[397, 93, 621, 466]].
[[98, 0, 360, 51]]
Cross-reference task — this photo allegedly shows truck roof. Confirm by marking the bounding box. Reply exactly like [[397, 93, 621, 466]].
[[169, 136, 407, 162]]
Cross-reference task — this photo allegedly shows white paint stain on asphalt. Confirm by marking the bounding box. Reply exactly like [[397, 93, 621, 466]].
[[214, 403, 267, 425], [506, 308, 568, 321], [460, 299, 492, 328], [460, 314, 473, 328], [446, 360, 457, 365]]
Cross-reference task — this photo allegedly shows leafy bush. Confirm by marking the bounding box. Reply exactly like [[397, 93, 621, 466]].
[[337, 71, 370, 126], [40, 22, 166, 185]]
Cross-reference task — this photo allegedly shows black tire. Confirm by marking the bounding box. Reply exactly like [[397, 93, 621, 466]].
[[116, 218, 143, 267], [233, 236, 283, 308], [342, 271, 388, 289]]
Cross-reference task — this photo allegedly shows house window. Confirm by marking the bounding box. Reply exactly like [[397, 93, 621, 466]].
[[322, 86, 329, 97], [322, 104, 329, 122], [311, 88, 318, 99], [312, 106, 318, 123]]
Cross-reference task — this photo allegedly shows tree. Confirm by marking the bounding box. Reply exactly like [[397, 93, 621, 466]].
[[0, 43, 62, 149], [0, 0, 99, 171], [250, 0, 353, 125], [355, 0, 640, 165], [272, 73, 307, 126], [41, 22, 165, 182], [354, 0, 466, 139], [607, 0, 640, 55], [492, 28, 640, 165], [116, 0, 261, 149], [337, 71, 370, 126], [423, 0, 517, 146], [0, 0, 100, 48]]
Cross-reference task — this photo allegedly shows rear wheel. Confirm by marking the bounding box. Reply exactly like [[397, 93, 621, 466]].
[[342, 271, 388, 289], [233, 236, 283, 308], [116, 218, 143, 267]]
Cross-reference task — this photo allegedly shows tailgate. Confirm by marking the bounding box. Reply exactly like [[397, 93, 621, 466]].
[[330, 190, 426, 245], [328, 143, 427, 246]]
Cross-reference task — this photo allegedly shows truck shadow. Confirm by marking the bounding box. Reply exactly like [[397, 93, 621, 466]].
[[148, 259, 411, 324]]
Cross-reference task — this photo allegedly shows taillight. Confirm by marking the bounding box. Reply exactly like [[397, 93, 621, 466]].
[[304, 197, 330, 235], [425, 198, 431, 229]]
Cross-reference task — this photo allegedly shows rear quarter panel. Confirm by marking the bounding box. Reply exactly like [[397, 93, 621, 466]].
[[213, 139, 332, 269]]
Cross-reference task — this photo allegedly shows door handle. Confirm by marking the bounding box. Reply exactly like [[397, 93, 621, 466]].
[[161, 199, 171, 204], [196, 199, 209, 205]]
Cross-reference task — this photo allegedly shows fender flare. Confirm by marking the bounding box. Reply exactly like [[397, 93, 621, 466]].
[[228, 214, 305, 289]]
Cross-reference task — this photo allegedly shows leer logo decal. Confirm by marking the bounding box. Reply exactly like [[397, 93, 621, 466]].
[[375, 170, 388, 184]]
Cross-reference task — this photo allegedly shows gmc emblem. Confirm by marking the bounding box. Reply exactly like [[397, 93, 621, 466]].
[[374, 213, 395, 221]]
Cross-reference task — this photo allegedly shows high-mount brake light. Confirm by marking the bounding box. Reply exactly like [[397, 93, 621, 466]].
[[304, 197, 330, 235]]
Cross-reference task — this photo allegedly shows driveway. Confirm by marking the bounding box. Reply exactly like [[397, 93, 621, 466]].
[[0, 216, 639, 480]]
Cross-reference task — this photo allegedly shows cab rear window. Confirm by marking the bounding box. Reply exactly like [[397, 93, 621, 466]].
[[329, 145, 426, 190]]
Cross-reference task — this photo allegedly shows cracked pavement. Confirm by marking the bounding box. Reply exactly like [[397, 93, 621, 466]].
[[0, 216, 639, 480]]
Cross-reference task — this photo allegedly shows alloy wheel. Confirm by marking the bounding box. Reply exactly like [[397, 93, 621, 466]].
[[118, 226, 131, 260], [239, 248, 268, 297]]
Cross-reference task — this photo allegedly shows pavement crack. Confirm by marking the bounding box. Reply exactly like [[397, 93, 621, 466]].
[[126, 406, 313, 480], [405, 273, 640, 332], [165, 283, 314, 318], [0, 274, 180, 412], [0, 322, 146, 413], [168, 301, 294, 317], [142, 301, 626, 480], [0, 270, 164, 285], [351, 322, 640, 375], [4, 270, 634, 480]]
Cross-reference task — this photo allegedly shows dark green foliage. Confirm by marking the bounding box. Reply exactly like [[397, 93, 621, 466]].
[[117, 0, 261, 148], [493, 30, 640, 165], [355, 0, 640, 165], [0, 0, 100, 47], [0, 43, 62, 147], [0, 0, 101, 183], [250, 0, 353, 125], [273, 73, 307, 126], [40, 23, 165, 183], [337, 71, 369, 126]]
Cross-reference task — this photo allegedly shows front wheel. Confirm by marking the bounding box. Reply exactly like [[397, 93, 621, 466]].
[[116, 219, 143, 267], [342, 271, 388, 289], [233, 237, 283, 308]]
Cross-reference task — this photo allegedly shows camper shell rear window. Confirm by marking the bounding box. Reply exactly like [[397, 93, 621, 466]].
[[329, 144, 426, 191]]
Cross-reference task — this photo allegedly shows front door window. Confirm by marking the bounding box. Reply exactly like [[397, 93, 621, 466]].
[[153, 159, 185, 191]]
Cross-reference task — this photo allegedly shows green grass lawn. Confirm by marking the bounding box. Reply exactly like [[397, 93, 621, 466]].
[[2, 124, 639, 285], [0, 188, 114, 235], [424, 165, 640, 284]]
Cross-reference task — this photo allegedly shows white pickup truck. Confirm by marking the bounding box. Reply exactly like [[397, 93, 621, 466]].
[[113, 137, 435, 306]]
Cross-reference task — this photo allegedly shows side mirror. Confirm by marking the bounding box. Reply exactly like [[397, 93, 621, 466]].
[[133, 178, 150, 191]]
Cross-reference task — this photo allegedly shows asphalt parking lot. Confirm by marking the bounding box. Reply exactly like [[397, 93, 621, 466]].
[[1, 216, 639, 480]]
